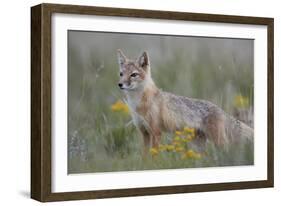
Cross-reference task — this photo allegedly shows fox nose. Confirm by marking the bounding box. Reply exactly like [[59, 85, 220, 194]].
[[118, 83, 123, 88]]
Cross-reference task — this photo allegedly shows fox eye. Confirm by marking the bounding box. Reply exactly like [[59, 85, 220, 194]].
[[119, 72, 123, 77], [130, 73, 138, 77]]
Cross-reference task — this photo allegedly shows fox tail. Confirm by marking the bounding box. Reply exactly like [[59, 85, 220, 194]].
[[227, 116, 254, 142]]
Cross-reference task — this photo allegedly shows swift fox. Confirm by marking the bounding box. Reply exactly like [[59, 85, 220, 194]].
[[117, 49, 253, 151]]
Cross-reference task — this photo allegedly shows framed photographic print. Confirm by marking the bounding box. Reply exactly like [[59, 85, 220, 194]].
[[31, 3, 274, 202]]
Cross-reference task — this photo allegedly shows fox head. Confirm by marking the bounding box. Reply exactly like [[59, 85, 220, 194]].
[[117, 49, 151, 91]]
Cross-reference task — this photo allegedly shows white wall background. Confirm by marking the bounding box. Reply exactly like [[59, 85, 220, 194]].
[[0, 0, 279, 205]]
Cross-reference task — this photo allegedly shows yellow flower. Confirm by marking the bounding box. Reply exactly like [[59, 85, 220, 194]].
[[150, 147, 159, 156], [173, 136, 181, 142], [172, 140, 181, 146], [175, 146, 184, 153], [111, 100, 130, 114], [166, 145, 175, 152], [234, 95, 249, 108], [186, 135, 194, 141], [182, 149, 201, 159], [159, 144, 166, 151], [175, 131, 183, 136], [183, 137, 192, 143], [184, 127, 195, 135]]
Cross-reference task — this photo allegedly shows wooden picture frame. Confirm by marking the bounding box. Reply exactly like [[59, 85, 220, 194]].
[[31, 3, 274, 202]]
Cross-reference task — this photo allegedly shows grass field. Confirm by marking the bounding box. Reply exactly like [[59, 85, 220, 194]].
[[67, 31, 254, 174]]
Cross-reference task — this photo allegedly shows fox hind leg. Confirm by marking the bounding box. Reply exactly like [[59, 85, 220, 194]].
[[203, 112, 228, 147]]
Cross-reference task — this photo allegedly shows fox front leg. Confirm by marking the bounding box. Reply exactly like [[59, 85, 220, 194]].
[[139, 126, 152, 154], [139, 123, 161, 154], [151, 131, 161, 148]]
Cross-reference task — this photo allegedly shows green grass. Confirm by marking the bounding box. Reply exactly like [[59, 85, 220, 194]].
[[68, 118, 254, 173], [68, 31, 254, 174]]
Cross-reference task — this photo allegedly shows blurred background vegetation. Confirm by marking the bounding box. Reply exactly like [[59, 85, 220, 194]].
[[68, 30, 254, 174]]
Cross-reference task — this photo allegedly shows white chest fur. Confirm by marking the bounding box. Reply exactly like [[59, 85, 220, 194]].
[[126, 93, 141, 111], [125, 92, 148, 129]]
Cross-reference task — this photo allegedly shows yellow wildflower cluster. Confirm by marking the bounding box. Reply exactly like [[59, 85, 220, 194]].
[[174, 127, 196, 143], [149, 148, 159, 156], [234, 95, 249, 108], [111, 100, 130, 114], [149, 127, 201, 160], [181, 149, 201, 159]]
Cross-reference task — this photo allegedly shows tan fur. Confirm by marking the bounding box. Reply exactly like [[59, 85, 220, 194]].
[[203, 111, 227, 146], [160, 101, 178, 132], [117, 50, 253, 152], [136, 85, 162, 148]]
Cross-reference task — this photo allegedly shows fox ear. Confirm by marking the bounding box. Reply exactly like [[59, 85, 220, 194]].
[[117, 49, 127, 66], [138, 51, 149, 69]]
